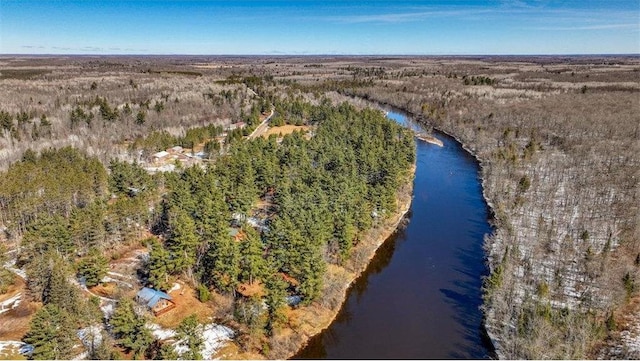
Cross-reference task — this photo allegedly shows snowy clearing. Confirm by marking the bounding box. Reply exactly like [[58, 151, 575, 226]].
[[147, 322, 234, 359], [100, 275, 133, 288]]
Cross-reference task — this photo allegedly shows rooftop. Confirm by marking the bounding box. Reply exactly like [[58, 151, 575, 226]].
[[137, 287, 172, 308]]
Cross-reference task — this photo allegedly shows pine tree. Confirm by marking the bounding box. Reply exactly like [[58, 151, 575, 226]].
[[147, 239, 171, 291], [297, 246, 326, 304], [135, 110, 146, 125], [193, 192, 227, 243], [204, 237, 240, 293], [0, 244, 14, 294], [77, 248, 108, 287], [175, 314, 203, 360], [166, 207, 199, 275], [264, 270, 288, 333], [69, 203, 106, 253], [23, 214, 73, 257], [156, 343, 179, 360], [43, 260, 80, 314], [24, 304, 77, 360], [240, 225, 266, 284], [110, 298, 153, 359]]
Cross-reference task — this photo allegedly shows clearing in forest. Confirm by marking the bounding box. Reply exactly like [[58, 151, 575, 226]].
[[0, 276, 39, 342], [155, 282, 214, 329], [262, 125, 313, 139]]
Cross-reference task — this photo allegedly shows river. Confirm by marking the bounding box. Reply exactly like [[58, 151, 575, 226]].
[[295, 111, 494, 359]]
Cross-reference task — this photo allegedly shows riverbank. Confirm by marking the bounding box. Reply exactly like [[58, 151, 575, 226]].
[[352, 89, 627, 358], [397, 107, 504, 359], [368, 101, 501, 356], [415, 133, 444, 147], [260, 166, 415, 360]]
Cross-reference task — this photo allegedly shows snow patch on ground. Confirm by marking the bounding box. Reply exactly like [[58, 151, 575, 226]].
[[3, 259, 27, 279], [147, 323, 176, 340], [0, 341, 33, 357], [77, 325, 103, 349], [0, 293, 21, 314], [100, 301, 116, 319], [201, 324, 234, 360], [106, 271, 136, 280], [100, 275, 133, 288], [169, 282, 181, 293], [149, 321, 234, 359], [74, 351, 89, 360]]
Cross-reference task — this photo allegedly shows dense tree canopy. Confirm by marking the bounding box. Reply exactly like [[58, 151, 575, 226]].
[[0, 147, 107, 232], [155, 101, 414, 305], [6, 98, 414, 359]]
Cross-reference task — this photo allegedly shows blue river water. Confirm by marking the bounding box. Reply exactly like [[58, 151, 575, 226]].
[[295, 111, 494, 359]]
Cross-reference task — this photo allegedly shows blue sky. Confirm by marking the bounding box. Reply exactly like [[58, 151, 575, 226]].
[[1, 0, 638, 55]]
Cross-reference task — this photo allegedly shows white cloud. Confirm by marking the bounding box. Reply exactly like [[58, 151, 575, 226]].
[[325, 8, 491, 24], [530, 23, 639, 31]]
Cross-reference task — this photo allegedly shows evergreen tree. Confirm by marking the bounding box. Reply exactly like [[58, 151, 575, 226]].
[[23, 214, 73, 258], [264, 271, 288, 333], [135, 110, 146, 125], [108, 160, 153, 197], [77, 248, 109, 287], [166, 207, 200, 275], [43, 260, 81, 314], [24, 304, 77, 360], [110, 298, 153, 359], [0, 244, 14, 294], [175, 314, 203, 360], [193, 191, 227, 243], [155, 343, 179, 360], [204, 237, 240, 293], [240, 225, 266, 284], [69, 203, 106, 253], [147, 239, 171, 291]]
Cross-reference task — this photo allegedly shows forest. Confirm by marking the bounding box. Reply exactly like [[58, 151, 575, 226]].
[[0, 55, 638, 360], [0, 89, 415, 359], [314, 57, 640, 359]]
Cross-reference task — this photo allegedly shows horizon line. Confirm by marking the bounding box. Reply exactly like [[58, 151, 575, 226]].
[[1, 53, 639, 58]]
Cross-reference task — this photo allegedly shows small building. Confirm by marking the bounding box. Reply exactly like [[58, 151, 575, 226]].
[[136, 287, 176, 316], [152, 151, 169, 164]]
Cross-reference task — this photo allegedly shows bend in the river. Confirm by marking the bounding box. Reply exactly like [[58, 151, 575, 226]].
[[295, 110, 495, 359]]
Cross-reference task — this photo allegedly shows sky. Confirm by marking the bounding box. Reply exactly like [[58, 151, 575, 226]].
[[0, 0, 638, 55]]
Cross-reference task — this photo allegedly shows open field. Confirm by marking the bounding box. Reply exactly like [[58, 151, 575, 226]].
[[261, 124, 312, 138]]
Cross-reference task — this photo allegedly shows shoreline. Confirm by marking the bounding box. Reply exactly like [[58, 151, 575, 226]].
[[235, 100, 494, 360], [274, 165, 416, 360], [415, 133, 444, 147], [367, 100, 501, 357]]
